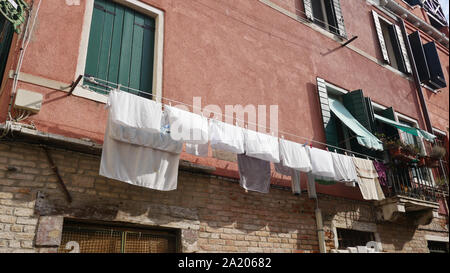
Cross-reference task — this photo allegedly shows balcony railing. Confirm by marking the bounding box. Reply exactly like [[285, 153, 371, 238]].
[[385, 164, 448, 203]]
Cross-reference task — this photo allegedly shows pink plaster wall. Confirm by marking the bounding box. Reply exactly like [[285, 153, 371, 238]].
[[0, 0, 448, 201]]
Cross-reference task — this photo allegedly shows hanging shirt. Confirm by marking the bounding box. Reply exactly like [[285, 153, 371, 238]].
[[209, 119, 245, 154], [308, 147, 336, 179], [274, 162, 301, 195], [107, 89, 162, 133], [279, 139, 312, 172], [237, 154, 271, 194], [331, 153, 358, 183], [352, 157, 385, 201], [166, 106, 209, 144], [244, 129, 280, 163]]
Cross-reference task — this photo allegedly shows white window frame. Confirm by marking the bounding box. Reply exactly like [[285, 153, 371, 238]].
[[73, 0, 164, 103]]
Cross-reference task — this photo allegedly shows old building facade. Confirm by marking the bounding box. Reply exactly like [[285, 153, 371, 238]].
[[0, 0, 448, 253]]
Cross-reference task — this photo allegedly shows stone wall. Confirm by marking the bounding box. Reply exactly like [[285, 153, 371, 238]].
[[0, 141, 448, 253], [0, 141, 319, 253]]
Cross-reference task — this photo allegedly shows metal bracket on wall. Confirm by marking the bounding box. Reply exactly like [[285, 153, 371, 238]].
[[42, 145, 72, 203], [67, 75, 83, 96]]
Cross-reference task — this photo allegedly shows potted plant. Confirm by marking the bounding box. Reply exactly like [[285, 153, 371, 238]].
[[402, 144, 420, 162], [426, 146, 446, 168]]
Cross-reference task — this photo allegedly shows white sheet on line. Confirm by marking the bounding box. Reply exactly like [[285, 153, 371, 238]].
[[107, 89, 162, 133], [279, 138, 312, 172], [100, 92, 181, 191], [331, 153, 358, 183], [209, 119, 245, 154], [308, 147, 336, 179], [244, 129, 280, 163], [166, 106, 209, 144]]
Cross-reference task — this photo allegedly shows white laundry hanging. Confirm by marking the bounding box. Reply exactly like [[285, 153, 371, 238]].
[[279, 138, 312, 172], [100, 92, 182, 191], [307, 147, 336, 179], [165, 105, 209, 144], [244, 129, 280, 163], [107, 89, 162, 133], [185, 143, 209, 157], [330, 152, 358, 183], [209, 119, 245, 154]]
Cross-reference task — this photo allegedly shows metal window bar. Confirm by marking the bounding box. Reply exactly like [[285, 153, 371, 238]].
[[57, 224, 177, 253]]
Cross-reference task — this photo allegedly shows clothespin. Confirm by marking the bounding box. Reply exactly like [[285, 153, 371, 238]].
[[281, 135, 285, 139], [325, 146, 329, 151], [303, 141, 308, 147], [117, 84, 122, 92], [344, 151, 348, 156], [310, 143, 313, 148]]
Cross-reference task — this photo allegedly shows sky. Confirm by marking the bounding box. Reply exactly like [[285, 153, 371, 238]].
[[439, 0, 449, 23]]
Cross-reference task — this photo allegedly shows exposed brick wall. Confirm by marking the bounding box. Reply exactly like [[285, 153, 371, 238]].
[[0, 141, 448, 253], [0, 141, 319, 253]]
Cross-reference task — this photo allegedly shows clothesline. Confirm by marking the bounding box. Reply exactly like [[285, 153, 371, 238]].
[[83, 76, 383, 161]]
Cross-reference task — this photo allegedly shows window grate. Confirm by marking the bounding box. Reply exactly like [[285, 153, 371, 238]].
[[57, 221, 178, 253]]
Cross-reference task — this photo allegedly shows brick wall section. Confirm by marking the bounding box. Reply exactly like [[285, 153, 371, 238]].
[[0, 142, 319, 253], [0, 141, 448, 253], [318, 195, 448, 253]]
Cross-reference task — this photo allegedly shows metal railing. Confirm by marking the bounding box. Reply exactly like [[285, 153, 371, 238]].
[[385, 165, 441, 202]]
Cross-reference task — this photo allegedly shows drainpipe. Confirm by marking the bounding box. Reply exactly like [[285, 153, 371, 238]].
[[314, 199, 327, 253], [398, 18, 434, 133]]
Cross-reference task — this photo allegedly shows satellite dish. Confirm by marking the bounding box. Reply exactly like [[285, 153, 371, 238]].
[[0, 0, 28, 33]]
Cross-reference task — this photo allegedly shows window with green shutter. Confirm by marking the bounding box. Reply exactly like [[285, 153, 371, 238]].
[[0, 17, 14, 87], [84, 0, 155, 99]]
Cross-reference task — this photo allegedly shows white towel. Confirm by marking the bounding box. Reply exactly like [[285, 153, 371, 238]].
[[107, 89, 162, 133], [244, 129, 280, 163], [279, 139, 312, 172], [308, 147, 336, 179], [100, 117, 180, 191], [209, 119, 245, 154], [331, 153, 358, 183], [166, 106, 209, 144]]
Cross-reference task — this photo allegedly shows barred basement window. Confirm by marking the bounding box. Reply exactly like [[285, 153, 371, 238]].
[[57, 219, 180, 253], [336, 228, 375, 249], [427, 241, 449, 253]]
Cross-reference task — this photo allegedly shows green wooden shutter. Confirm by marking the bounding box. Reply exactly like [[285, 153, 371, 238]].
[[0, 17, 14, 87], [84, 0, 155, 97], [343, 90, 373, 132], [379, 107, 400, 140], [316, 78, 339, 147]]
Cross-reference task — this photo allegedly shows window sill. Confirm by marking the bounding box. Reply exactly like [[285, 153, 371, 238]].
[[71, 86, 108, 103]]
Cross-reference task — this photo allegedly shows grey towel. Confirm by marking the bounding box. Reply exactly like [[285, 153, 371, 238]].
[[237, 154, 271, 193]]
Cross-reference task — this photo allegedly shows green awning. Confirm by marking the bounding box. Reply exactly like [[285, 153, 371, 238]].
[[328, 98, 383, 151], [374, 114, 436, 142]]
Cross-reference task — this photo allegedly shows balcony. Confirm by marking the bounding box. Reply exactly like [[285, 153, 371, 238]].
[[376, 163, 448, 225]]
